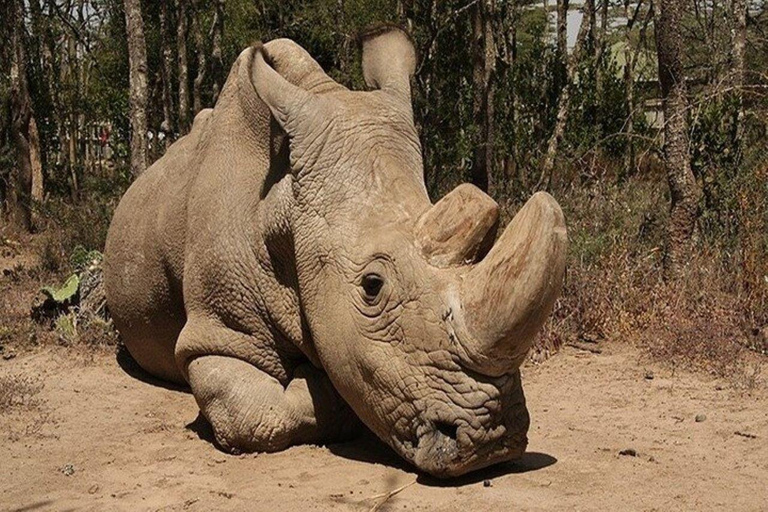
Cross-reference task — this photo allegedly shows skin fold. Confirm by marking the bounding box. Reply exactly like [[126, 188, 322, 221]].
[[104, 26, 567, 478]]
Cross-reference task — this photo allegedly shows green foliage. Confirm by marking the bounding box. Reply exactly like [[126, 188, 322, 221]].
[[54, 312, 78, 345], [69, 245, 103, 273], [41, 274, 80, 304]]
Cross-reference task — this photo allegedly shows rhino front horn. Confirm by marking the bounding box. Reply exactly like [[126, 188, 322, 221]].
[[455, 192, 568, 376]]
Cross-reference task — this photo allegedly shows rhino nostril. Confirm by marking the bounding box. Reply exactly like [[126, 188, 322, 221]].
[[434, 421, 458, 441]]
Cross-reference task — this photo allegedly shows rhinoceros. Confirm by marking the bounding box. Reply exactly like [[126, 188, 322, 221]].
[[104, 26, 567, 478]]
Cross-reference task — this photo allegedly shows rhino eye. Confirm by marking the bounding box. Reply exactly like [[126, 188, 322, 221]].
[[361, 273, 384, 301]]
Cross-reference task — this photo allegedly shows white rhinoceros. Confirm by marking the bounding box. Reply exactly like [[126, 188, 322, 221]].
[[104, 25, 567, 478]]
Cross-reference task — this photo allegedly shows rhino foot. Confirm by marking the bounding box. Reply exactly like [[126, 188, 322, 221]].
[[188, 355, 360, 453]]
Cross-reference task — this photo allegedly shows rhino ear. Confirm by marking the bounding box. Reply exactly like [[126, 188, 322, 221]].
[[360, 25, 416, 104], [249, 43, 320, 133]]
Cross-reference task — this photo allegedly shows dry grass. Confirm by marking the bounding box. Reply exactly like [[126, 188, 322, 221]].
[[523, 171, 767, 389], [0, 373, 43, 413]]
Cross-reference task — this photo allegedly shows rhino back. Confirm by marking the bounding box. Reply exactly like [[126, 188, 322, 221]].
[[103, 103, 218, 382]]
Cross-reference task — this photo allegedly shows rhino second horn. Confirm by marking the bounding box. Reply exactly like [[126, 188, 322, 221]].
[[416, 184, 499, 267], [455, 192, 568, 377]]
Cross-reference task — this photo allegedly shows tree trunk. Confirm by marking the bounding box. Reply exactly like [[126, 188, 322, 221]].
[[66, 19, 80, 200], [623, 42, 636, 177], [45, 0, 65, 172], [556, 0, 569, 89], [29, 117, 44, 203], [731, 0, 747, 148], [27, 0, 51, 175], [124, 0, 149, 178], [177, 0, 190, 134], [160, 1, 175, 137], [470, 0, 497, 193], [537, 0, 592, 190], [8, 0, 35, 232], [192, 8, 207, 116], [397, 0, 414, 31], [655, 0, 701, 277], [211, 0, 225, 103], [595, 0, 609, 95], [622, 0, 649, 179]]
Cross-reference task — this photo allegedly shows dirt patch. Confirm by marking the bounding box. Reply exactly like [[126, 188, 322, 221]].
[[1, 344, 765, 511]]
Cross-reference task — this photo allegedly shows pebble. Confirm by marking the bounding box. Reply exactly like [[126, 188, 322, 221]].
[[483, 479, 492, 488], [644, 371, 654, 380], [695, 414, 707, 423], [619, 448, 637, 457], [61, 464, 75, 476]]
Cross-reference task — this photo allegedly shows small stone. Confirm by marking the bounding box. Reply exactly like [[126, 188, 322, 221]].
[[644, 371, 654, 380], [483, 479, 492, 487], [619, 448, 637, 457], [88, 484, 99, 494], [3, 351, 16, 360], [61, 464, 75, 476], [695, 414, 707, 423]]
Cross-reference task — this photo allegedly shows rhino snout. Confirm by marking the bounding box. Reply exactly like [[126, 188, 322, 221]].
[[390, 370, 530, 478]]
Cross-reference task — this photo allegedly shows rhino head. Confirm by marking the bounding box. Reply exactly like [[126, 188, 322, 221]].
[[252, 26, 567, 477]]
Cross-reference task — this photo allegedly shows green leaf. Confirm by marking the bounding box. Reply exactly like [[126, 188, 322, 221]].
[[41, 274, 80, 304], [54, 313, 78, 345]]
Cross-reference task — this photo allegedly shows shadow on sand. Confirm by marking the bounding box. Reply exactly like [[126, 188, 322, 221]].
[[182, 406, 557, 485], [11, 501, 58, 512], [328, 430, 557, 486], [115, 345, 190, 393], [185, 411, 218, 445], [415, 451, 558, 486]]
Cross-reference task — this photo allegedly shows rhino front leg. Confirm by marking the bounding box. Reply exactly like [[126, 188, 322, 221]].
[[187, 355, 359, 453]]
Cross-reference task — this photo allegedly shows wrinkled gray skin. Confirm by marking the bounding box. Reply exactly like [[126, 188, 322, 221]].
[[104, 27, 567, 478]]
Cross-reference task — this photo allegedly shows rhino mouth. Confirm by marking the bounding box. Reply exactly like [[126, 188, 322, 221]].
[[392, 371, 529, 478], [412, 421, 527, 478]]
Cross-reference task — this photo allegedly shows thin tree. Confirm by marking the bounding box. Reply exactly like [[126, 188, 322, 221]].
[[211, 0, 225, 103], [124, 0, 148, 177], [470, 0, 497, 193], [556, 0, 569, 90], [159, 1, 176, 140], [27, 0, 51, 197], [177, 0, 190, 134], [8, 0, 39, 231], [537, 0, 593, 190], [731, 0, 747, 148], [655, 0, 702, 276], [622, 0, 650, 178], [29, 117, 44, 204], [192, 5, 207, 116], [595, 0, 610, 96]]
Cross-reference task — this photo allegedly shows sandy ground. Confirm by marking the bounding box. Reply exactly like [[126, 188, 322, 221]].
[[1, 343, 766, 512]]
